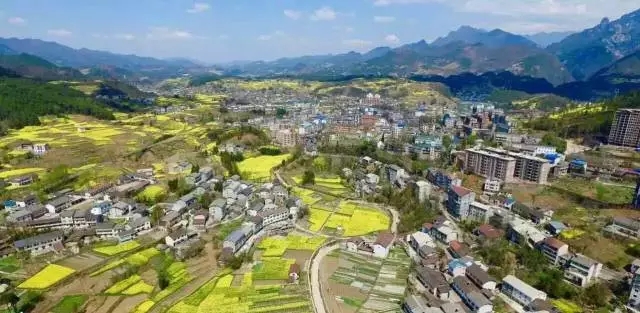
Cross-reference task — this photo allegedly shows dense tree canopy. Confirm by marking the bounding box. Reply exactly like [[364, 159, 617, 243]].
[[0, 77, 114, 128]]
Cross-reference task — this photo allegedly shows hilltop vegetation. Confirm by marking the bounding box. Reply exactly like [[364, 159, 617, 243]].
[[0, 78, 114, 129], [527, 91, 640, 138]]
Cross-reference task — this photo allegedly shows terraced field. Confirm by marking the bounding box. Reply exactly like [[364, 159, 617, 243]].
[[326, 248, 410, 312]]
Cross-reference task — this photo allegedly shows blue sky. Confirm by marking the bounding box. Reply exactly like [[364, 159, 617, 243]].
[[0, 0, 637, 63]]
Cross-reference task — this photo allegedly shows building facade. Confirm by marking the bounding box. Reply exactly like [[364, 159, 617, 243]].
[[609, 109, 640, 147]]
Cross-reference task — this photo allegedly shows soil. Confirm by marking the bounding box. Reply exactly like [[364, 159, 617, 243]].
[[319, 254, 367, 313], [110, 294, 148, 313], [83, 296, 121, 313], [57, 253, 105, 271]]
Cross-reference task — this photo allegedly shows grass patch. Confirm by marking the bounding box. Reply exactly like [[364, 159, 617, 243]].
[[308, 209, 331, 232], [552, 299, 583, 313], [0, 256, 21, 273], [52, 295, 87, 313]]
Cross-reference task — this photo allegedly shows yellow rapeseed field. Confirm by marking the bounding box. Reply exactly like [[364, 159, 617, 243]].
[[18, 264, 75, 289]]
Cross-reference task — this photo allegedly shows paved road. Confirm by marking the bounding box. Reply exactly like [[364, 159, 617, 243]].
[[310, 243, 340, 313]]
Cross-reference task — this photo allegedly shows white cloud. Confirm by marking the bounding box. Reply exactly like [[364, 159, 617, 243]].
[[284, 9, 302, 20], [114, 33, 135, 40], [374, 16, 396, 23], [47, 29, 72, 37], [384, 34, 400, 44], [342, 39, 373, 48], [258, 30, 285, 41], [7, 17, 26, 25], [187, 2, 210, 14], [147, 27, 194, 40], [310, 7, 337, 21]]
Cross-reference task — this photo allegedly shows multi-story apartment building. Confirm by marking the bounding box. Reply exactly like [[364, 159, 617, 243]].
[[464, 148, 516, 183], [609, 109, 640, 147], [537, 237, 569, 265], [501, 275, 547, 307], [604, 217, 640, 239], [446, 186, 476, 219], [558, 253, 602, 287], [476, 147, 551, 184], [511, 153, 551, 185], [275, 129, 296, 147]]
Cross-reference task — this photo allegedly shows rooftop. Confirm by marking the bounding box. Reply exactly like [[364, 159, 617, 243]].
[[503, 275, 546, 298]]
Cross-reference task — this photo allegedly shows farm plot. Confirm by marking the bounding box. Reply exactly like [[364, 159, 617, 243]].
[[308, 209, 331, 232], [308, 206, 390, 236], [90, 247, 160, 276], [252, 258, 296, 281], [0, 256, 22, 273], [51, 295, 87, 313], [56, 253, 105, 271], [327, 247, 410, 312], [18, 264, 75, 289], [237, 154, 290, 181], [92, 241, 140, 256], [257, 234, 325, 257], [167, 272, 312, 313]]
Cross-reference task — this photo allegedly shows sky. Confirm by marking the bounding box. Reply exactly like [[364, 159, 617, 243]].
[[0, 0, 638, 63]]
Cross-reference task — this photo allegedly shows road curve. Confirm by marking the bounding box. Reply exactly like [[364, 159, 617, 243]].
[[309, 242, 340, 313]]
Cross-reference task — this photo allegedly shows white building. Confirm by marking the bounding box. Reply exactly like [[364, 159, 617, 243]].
[[373, 232, 394, 258], [501, 275, 547, 306], [559, 253, 602, 287], [415, 181, 432, 203], [483, 179, 501, 193]]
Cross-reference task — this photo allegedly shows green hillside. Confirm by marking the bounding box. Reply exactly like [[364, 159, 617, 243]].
[[0, 77, 114, 129]]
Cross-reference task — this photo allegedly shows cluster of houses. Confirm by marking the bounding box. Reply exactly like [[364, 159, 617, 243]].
[[205, 177, 302, 263], [403, 219, 559, 313], [3, 177, 154, 257]]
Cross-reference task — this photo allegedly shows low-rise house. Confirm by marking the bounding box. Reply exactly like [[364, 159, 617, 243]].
[[96, 222, 119, 239], [402, 294, 438, 313], [14, 231, 64, 256], [91, 200, 112, 216], [466, 264, 496, 291], [604, 217, 640, 239], [537, 237, 569, 266], [259, 208, 290, 226], [448, 240, 469, 258], [209, 199, 228, 221], [409, 231, 435, 252], [373, 232, 394, 258], [159, 211, 181, 231], [507, 219, 548, 247], [223, 225, 253, 253], [24, 217, 62, 230], [166, 228, 189, 247], [558, 253, 602, 287], [451, 276, 493, 313], [84, 183, 114, 199], [10, 175, 35, 187], [546, 221, 567, 236], [448, 258, 474, 277], [524, 299, 559, 313], [193, 210, 208, 230], [109, 201, 132, 218], [417, 267, 452, 300], [344, 237, 374, 255], [432, 222, 458, 243], [61, 210, 75, 228], [246, 216, 264, 233], [118, 229, 136, 243], [45, 196, 72, 214], [474, 224, 503, 241], [128, 217, 151, 234], [483, 179, 501, 193], [501, 275, 547, 306]]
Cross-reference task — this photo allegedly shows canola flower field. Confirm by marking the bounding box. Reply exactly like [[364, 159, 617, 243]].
[[17, 264, 75, 289]]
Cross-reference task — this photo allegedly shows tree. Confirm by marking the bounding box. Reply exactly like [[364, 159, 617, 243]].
[[541, 133, 567, 154], [583, 282, 612, 308], [276, 107, 287, 118], [150, 205, 164, 226], [214, 181, 223, 192], [157, 269, 170, 290], [168, 179, 179, 192], [0, 291, 19, 313], [301, 170, 315, 185], [191, 164, 200, 173], [199, 193, 214, 209], [442, 135, 452, 150]]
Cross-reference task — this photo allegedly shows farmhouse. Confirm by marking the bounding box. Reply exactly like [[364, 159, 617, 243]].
[[45, 196, 72, 214], [14, 230, 64, 256], [165, 228, 189, 247], [373, 232, 394, 258], [416, 266, 451, 300]]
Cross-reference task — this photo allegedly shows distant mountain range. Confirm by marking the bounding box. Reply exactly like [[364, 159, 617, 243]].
[[0, 8, 638, 102]]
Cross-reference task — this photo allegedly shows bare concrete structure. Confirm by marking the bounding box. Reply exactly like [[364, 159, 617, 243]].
[[465, 147, 551, 185]]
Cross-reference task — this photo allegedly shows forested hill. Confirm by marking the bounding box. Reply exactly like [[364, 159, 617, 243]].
[[527, 91, 640, 139], [0, 77, 115, 129]]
